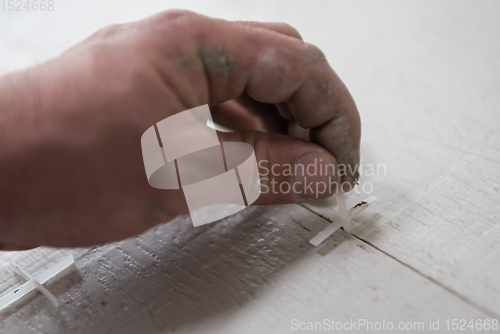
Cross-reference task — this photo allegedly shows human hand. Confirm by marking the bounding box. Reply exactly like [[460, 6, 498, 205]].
[[0, 10, 360, 248]]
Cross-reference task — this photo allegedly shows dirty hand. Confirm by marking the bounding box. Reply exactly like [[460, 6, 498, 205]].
[[0, 10, 360, 249]]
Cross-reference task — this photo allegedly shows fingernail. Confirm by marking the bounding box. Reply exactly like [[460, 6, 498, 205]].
[[293, 152, 339, 199], [340, 148, 360, 193]]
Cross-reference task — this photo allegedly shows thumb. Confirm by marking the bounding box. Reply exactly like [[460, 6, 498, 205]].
[[217, 130, 341, 205]]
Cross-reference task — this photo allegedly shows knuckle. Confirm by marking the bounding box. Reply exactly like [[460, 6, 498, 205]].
[[303, 42, 327, 63], [151, 9, 197, 23], [85, 24, 123, 41], [94, 23, 126, 39], [141, 9, 202, 49], [275, 22, 303, 40], [243, 131, 271, 161]]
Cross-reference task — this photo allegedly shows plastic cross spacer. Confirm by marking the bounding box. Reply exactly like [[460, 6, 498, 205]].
[[309, 196, 378, 246], [0, 254, 74, 313]]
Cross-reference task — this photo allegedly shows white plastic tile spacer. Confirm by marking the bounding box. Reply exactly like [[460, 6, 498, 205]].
[[0, 254, 75, 313], [309, 196, 378, 246], [335, 192, 352, 234]]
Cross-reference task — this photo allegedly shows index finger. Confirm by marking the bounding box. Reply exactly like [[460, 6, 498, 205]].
[[155, 11, 361, 188]]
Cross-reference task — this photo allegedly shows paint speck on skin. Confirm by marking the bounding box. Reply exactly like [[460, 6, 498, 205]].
[[199, 45, 236, 82]]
